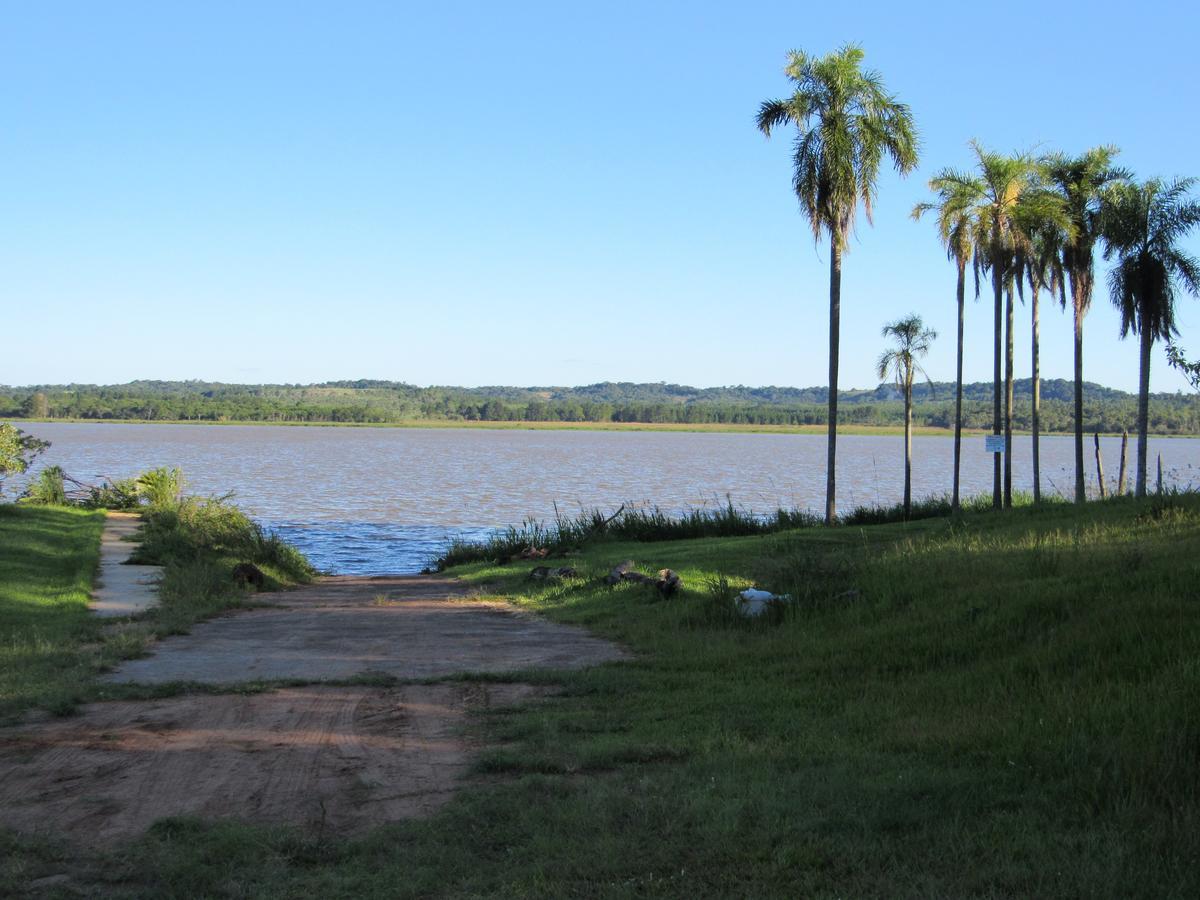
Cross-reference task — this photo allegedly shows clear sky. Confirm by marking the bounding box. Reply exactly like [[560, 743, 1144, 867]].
[[2, 0, 1198, 393]]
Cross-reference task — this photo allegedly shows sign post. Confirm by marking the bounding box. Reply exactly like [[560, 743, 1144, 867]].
[[985, 434, 1004, 454]]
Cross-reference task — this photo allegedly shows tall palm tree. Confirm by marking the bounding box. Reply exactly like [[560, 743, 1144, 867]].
[[878, 314, 937, 518], [757, 44, 918, 524], [1046, 147, 1128, 502], [963, 143, 1037, 508], [1101, 177, 1200, 496], [1012, 180, 1072, 502], [913, 174, 983, 511], [1013, 211, 1069, 502]]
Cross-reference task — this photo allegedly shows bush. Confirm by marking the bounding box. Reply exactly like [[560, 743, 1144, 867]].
[[20, 466, 67, 505], [136, 467, 184, 508]]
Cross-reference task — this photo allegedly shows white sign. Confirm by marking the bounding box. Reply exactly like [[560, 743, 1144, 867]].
[[985, 434, 1005, 453]]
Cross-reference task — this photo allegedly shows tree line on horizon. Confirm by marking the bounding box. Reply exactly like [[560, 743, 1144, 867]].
[[3, 380, 1200, 434], [756, 43, 1200, 520]]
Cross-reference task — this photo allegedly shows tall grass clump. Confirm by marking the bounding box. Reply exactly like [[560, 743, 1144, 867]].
[[19, 465, 67, 505], [136, 466, 184, 507], [131, 495, 316, 583], [124, 493, 316, 636], [841, 490, 1064, 526], [434, 499, 821, 570]]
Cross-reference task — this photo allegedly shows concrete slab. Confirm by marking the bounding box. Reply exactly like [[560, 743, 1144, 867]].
[[102, 575, 629, 684], [92, 512, 160, 618]]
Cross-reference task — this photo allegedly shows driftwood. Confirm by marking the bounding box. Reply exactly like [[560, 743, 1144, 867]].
[[604, 561, 681, 597], [529, 565, 579, 581]]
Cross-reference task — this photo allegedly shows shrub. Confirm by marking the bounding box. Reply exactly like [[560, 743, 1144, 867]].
[[20, 466, 67, 505], [136, 467, 184, 507]]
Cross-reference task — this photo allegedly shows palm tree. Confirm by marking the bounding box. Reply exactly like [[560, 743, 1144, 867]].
[[963, 143, 1037, 508], [1101, 177, 1200, 496], [1013, 212, 1068, 502], [913, 174, 982, 511], [1046, 147, 1128, 502], [878, 314, 937, 518], [757, 44, 918, 524], [1012, 179, 1073, 502]]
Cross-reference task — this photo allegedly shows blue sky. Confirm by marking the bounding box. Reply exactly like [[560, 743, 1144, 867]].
[[2, 0, 1198, 393]]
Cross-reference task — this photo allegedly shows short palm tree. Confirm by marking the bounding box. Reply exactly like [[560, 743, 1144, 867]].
[[1101, 177, 1200, 496], [757, 44, 918, 524], [1046, 147, 1128, 502], [913, 174, 983, 511], [878, 314, 937, 518]]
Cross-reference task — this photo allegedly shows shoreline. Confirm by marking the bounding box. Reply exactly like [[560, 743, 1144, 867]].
[[6, 417, 1199, 439]]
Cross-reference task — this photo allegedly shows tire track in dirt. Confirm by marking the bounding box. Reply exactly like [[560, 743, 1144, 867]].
[[1, 574, 625, 845], [0, 684, 542, 846]]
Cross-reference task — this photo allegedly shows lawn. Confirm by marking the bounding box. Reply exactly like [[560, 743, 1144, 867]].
[[4, 495, 1199, 897], [0, 504, 105, 720]]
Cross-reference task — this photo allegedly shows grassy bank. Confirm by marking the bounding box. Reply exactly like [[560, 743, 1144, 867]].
[[125, 496, 316, 636], [0, 497, 314, 724], [8, 494, 1195, 896], [0, 505, 105, 719]]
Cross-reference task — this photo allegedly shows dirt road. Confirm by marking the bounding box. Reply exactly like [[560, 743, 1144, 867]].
[[0, 574, 626, 845]]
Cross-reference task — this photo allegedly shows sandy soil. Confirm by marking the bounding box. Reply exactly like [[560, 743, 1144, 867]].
[[0, 683, 539, 846], [1, 574, 626, 845]]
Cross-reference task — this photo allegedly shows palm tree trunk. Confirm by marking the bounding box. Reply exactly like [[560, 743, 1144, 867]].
[[1073, 288, 1086, 503], [826, 237, 841, 525], [953, 261, 965, 511], [1136, 322, 1152, 497], [1004, 282, 1014, 507], [904, 379, 912, 518], [992, 256, 1002, 509], [1031, 285, 1041, 503]]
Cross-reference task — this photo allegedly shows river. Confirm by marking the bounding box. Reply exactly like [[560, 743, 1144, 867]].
[[8, 422, 1199, 574]]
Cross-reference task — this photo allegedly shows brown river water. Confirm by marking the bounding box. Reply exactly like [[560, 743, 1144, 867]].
[[11, 423, 1200, 574]]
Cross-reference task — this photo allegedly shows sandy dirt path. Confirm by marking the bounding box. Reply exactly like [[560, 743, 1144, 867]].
[[0, 574, 627, 846]]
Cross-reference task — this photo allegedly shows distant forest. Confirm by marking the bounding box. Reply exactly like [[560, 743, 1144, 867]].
[[3, 379, 1199, 434]]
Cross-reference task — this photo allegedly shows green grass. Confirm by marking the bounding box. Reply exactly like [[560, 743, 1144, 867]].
[[4, 494, 1195, 896], [125, 495, 316, 636], [0, 504, 105, 719], [0, 497, 315, 724]]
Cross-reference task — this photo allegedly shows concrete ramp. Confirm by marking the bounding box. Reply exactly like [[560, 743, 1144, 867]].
[[92, 512, 160, 618]]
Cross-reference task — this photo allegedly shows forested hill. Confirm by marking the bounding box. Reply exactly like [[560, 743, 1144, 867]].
[[2, 378, 1198, 434]]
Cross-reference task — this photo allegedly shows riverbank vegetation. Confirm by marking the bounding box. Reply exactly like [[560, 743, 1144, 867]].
[[7, 493, 1194, 896], [432, 492, 1020, 571], [3, 377, 1200, 433]]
